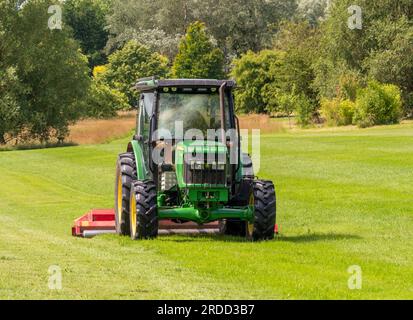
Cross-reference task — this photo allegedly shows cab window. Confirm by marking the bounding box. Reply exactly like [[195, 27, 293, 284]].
[[138, 93, 154, 141]]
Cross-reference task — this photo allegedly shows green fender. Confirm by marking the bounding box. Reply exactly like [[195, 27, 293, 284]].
[[129, 140, 149, 180]]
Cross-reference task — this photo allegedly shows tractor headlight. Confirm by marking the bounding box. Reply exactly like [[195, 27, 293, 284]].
[[190, 160, 225, 171], [212, 162, 226, 171], [190, 160, 204, 170]]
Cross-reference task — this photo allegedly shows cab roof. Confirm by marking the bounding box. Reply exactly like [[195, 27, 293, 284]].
[[134, 77, 236, 92]]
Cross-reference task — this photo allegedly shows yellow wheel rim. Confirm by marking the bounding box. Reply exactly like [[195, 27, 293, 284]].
[[116, 173, 123, 226], [247, 193, 255, 236], [130, 191, 137, 238]]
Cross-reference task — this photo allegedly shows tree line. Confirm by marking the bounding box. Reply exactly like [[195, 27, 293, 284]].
[[1, 0, 412, 144]]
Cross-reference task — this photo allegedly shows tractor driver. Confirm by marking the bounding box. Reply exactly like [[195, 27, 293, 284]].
[[158, 93, 211, 137]]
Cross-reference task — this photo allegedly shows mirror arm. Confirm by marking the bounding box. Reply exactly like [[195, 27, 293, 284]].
[[219, 82, 227, 143]]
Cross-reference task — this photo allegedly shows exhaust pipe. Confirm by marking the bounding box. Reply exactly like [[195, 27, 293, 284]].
[[219, 82, 227, 143]]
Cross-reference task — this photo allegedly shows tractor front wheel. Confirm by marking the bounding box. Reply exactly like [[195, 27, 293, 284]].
[[114, 152, 137, 236], [247, 180, 276, 241], [129, 180, 158, 240]]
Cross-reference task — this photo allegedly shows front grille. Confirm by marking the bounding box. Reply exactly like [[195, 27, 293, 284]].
[[184, 154, 226, 186]]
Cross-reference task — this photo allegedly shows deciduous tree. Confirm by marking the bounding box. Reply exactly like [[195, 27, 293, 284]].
[[172, 22, 225, 79], [102, 40, 169, 105]]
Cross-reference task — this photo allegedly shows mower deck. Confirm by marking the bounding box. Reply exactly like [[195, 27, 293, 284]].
[[72, 209, 220, 238]]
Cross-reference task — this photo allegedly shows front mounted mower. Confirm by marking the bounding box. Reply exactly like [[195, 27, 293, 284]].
[[73, 78, 277, 241]]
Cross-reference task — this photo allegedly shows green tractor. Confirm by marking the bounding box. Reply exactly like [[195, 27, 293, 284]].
[[115, 78, 276, 241]]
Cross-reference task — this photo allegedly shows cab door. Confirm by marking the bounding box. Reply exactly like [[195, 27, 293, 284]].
[[138, 93, 154, 161]]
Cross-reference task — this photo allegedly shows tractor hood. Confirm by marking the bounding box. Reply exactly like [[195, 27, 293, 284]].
[[175, 140, 228, 190]]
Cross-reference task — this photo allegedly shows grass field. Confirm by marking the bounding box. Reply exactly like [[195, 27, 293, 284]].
[[0, 123, 412, 299]]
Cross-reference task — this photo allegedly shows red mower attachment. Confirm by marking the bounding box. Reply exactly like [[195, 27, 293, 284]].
[[72, 209, 116, 238], [72, 209, 221, 238]]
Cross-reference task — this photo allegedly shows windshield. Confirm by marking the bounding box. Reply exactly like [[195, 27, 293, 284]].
[[158, 92, 231, 138]]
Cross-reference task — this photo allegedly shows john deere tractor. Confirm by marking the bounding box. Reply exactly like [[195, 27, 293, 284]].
[[115, 78, 276, 241]]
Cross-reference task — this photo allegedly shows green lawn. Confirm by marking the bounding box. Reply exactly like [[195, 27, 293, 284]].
[[0, 123, 412, 299]]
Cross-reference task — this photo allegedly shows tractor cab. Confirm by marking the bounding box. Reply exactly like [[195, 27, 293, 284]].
[[134, 78, 240, 192]]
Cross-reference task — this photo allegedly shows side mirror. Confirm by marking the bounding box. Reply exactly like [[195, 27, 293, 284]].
[[134, 95, 144, 109], [133, 134, 144, 142]]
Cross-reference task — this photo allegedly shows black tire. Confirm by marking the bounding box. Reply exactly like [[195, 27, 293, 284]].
[[129, 180, 158, 240], [221, 189, 248, 237], [248, 180, 276, 241], [222, 178, 252, 237], [114, 152, 137, 235]]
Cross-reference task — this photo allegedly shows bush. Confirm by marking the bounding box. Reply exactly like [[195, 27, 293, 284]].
[[320, 98, 355, 126], [363, 16, 413, 118], [320, 98, 340, 126], [339, 100, 356, 126], [354, 81, 403, 127], [271, 91, 296, 119], [337, 71, 362, 102], [83, 81, 129, 119], [231, 50, 284, 113], [0, 67, 24, 144], [93, 65, 107, 78], [102, 40, 169, 106], [295, 94, 315, 127]]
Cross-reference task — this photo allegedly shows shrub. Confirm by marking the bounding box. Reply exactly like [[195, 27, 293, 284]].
[[84, 81, 129, 119], [339, 100, 356, 125], [295, 94, 315, 127], [354, 81, 402, 127], [102, 40, 169, 106], [272, 91, 296, 119], [320, 98, 355, 126], [93, 65, 107, 78], [231, 50, 284, 113], [337, 71, 362, 102], [0, 67, 24, 144], [320, 98, 340, 126]]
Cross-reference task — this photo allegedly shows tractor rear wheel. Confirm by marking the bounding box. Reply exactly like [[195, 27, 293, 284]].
[[129, 180, 158, 240], [114, 152, 137, 236], [247, 180, 276, 241]]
